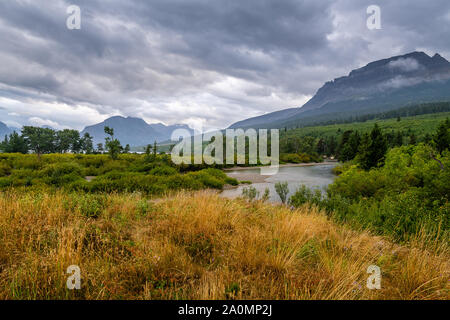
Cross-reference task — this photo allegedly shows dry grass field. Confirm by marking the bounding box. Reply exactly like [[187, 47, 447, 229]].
[[0, 190, 448, 300]]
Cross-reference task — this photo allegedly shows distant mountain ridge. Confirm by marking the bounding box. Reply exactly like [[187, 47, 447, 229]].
[[81, 116, 193, 147], [0, 121, 12, 138], [229, 51, 450, 129], [0, 118, 192, 147]]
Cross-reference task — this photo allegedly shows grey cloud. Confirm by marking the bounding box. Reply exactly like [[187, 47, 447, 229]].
[[388, 58, 421, 72], [0, 0, 449, 130]]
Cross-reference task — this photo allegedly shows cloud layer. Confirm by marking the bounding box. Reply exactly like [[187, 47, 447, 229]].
[[0, 0, 449, 130]]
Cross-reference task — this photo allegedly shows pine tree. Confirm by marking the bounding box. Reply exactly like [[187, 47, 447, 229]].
[[434, 119, 450, 154], [357, 124, 387, 170], [0, 132, 28, 154], [395, 131, 403, 147], [316, 138, 326, 155], [409, 133, 417, 145]]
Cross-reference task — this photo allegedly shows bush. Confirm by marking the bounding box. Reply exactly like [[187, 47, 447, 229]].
[[242, 186, 259, 201], [275, 181, 289, 204], [318, 145, 450, 242], [0, 154, 259, 195], [0, 162, 12, 177], [289, 185, 323, 208], [149, 166, 178, 176], [69, 194, 108, 218]]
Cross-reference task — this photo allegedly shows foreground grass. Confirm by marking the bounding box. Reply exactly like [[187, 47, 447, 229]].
[[0, 190, 448, 300]]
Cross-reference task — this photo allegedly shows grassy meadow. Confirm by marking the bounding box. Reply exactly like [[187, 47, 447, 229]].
[[0, 190, 448, 300]]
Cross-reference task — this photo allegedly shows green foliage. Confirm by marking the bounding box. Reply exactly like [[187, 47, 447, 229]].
[[149, 166, 178, 176], [55, 129, 81, 153], [357, 124, 387, 170], [433, 118, 450, 154], [242, 186, 259, 201], [104, 126, 122, 160], [71, 194, 108, 218], [261, 188, 270, 202], [274, 181, 289, 204], [0, 132, 28, 154], [283, 102, 450, 130], [280, 153, 321, 164], [289, 185, 323, 208], [337, 130, 360, 161], [282, 112, 450, 148], [0, 154, 235, 195], [81, 133, 94, 154], [1, 126, 96, 155], [290, 144, 450, 242], [22, 126, 56, 156]]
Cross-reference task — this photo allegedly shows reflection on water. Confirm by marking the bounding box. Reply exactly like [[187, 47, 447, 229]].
[[221, 164, 338, 203]]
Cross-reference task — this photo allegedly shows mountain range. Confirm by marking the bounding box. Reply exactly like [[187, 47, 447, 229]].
[[80, 116, 193, 147], [229, 51, 450, 129], [2, 51, 450, 144], [0, 121, 12, 138], [0, 117, 193, 147]]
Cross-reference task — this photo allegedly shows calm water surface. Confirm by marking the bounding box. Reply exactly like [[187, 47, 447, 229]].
[[221, 164, 338, 203]]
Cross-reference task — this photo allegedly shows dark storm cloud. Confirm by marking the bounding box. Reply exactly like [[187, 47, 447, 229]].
[[0, 0, 449, 130]]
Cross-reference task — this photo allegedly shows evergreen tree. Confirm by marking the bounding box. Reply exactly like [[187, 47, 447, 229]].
[[0, 132, 28, 154], [337, 130, 360, 161], [327, 136, 337, 156], [357, 124, 387, 170], [395, 131, 403, 147], [316, 138, 326, 155], [423, 133, 432, 144], [409, 133, 417, 145], [434, 119, 450, 154]]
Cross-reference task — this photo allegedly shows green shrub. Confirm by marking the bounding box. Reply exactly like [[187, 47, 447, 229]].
[[308, 145, 450, 242], [242, 186, 259, 201], [75, 194, 108, 218], [289, 185, 323, 208], [275, 181, 289, 204], [225, 177, 239, 186], [149, 166, 178, 176], [0, 162, 12, 177]]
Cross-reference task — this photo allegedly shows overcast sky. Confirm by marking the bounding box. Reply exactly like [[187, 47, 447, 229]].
[[0, 0, 449, 131]]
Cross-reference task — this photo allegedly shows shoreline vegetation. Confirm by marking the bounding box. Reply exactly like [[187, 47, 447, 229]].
[[223, 162, 338, 185], [223, 161, 338, 171]]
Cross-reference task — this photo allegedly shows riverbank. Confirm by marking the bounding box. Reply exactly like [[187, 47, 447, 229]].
[[224, 161, 338, 184], [222, 163, 339, 202], [223, 161, 338, 172]]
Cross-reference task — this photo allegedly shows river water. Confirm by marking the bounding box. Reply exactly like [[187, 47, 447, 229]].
[[221, 163, 338, 203]]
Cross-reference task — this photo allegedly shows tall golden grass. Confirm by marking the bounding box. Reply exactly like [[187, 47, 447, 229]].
[[0, 190, 448, 300]]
